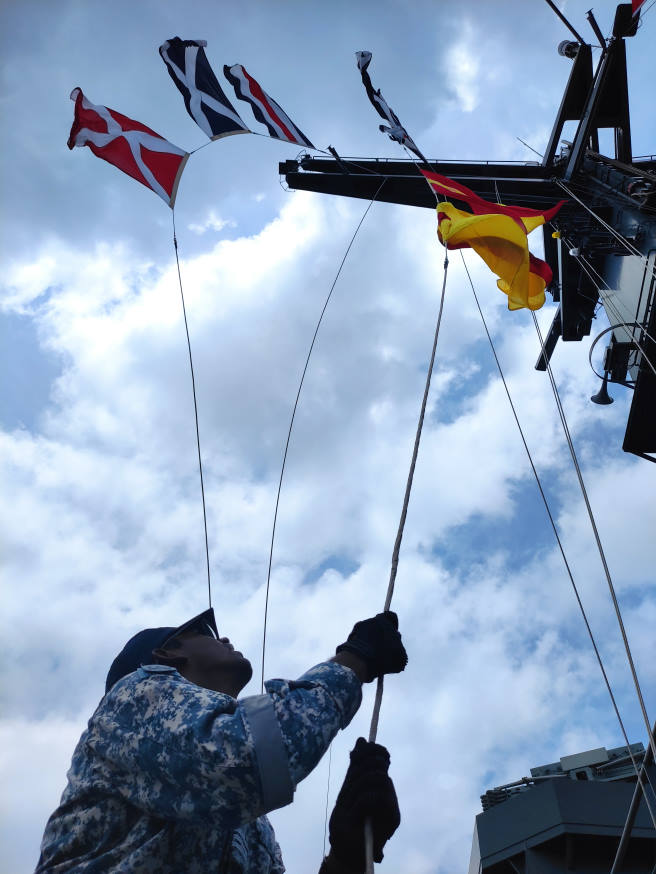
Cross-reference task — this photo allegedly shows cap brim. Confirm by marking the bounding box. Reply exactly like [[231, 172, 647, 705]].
[[163, 607, 218, 644]]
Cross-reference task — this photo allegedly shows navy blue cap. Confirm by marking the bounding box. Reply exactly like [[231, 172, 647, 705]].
[[105, 607, 218, 693]]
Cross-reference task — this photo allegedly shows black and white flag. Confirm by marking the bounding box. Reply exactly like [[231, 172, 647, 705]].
[[159, 38, 250, 140], [223, 64, 314, 149], [355, 51, 426, 161]]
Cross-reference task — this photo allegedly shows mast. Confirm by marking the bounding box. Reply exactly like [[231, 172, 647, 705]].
[[279, 2, 656, 460]]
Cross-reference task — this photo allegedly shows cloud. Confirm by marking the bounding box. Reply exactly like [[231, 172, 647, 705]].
[[187, 210, 237, 236], [3, 186, 653, 872], [0, 715, 90, 874], [444, 24, 481, 113]]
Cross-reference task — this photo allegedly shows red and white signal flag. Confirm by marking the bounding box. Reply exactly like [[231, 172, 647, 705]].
[[67, 87, 189, 208]]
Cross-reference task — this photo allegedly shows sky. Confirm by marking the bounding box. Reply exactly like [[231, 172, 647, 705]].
[[1, 1, 655, 872]]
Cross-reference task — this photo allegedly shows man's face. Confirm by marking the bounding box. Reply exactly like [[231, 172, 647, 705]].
[[163, 629, 253, 694], [174, 629, 250, 667]]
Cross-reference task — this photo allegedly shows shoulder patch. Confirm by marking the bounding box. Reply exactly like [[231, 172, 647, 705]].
[[140, 664, 178, 675]]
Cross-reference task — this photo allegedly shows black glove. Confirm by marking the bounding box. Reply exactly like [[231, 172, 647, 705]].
[[336, 611, 407, 682], [328, 738, 401, 870]]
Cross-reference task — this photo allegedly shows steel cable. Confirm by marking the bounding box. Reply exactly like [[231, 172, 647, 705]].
[[561, 240, 656, 379], [532, 313, 656, 768], [460, 252, 656, 825], [260, 180, 387, 693], [555, 179, 656, 283], [172, 210, 212, 608]]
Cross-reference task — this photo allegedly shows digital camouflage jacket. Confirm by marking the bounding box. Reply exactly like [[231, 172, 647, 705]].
[[36, 660, 362, 873]]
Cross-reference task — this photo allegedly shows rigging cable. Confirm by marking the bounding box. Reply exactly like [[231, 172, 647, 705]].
[[490, 180, 656, 799], [636, 0, 656, 26], [610, 721, 656, 874], [574, 256, 656, 355], [460, 252, 656, 825], [555, 179, 656, 282], [558, 236, 656, 389], [260, 179, 387, 693], [564, 243, 656, 376], [567, 230, 650, 313], [583, 285, 656, 380], [560, 175, 656, 218], [531, 313, 656, 767], [172, 208, 212, 608]]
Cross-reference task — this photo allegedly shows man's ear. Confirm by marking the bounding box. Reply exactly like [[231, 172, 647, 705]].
[[152, 647, 188, 669]]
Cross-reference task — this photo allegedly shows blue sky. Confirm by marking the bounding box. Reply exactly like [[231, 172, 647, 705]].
[[1, 2, 655, 872]]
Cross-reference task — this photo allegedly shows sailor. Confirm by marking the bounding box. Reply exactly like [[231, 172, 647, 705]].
[[35, 608, 406, 873]]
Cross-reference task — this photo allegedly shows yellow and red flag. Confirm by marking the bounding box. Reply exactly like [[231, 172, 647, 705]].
[[420, 170, 565, 311]]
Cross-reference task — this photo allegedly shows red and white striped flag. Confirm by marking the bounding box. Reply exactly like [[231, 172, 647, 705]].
[[67, 88, 189, 208], [223, 64, 314, 149]]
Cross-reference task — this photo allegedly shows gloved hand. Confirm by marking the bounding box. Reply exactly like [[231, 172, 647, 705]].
[[336, 611, 407, 682], [328, 738, 401, 870]]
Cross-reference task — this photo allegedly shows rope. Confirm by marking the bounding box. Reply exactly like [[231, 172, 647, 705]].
[[259, 180, 387, 693], [172, 209, 212, 608], [365, 145, 447, 872], [363, 251, 450, 873], [322, 743, 333, 861], [532, 313, 656, 767], [188, 139, 214, 156], [275, 136, 436, 861], [460, 252, 656, 825], [369, 251, 449, 728]]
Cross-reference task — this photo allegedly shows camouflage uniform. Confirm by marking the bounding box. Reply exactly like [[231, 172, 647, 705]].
[[36, 660, 362, 873]]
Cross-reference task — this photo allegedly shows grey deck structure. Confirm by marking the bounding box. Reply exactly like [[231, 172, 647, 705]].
[[468, 745, 656, 873]]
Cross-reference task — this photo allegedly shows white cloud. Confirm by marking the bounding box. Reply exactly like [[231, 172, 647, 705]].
[[0, 715, 89, 874], [3, 191, 653, 870], [187, 209, 237, 235], [444, 24, 481, 113]]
